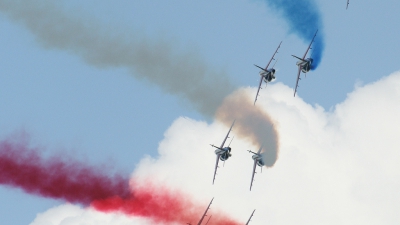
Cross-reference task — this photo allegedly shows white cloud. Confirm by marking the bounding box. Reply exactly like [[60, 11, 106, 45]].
[[32, 71, 400, 225]]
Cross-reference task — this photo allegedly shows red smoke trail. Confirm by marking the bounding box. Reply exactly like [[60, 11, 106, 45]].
[[0, 138, 130, 204], [0, 136, 241, 225], [92, 183, 240, 225]]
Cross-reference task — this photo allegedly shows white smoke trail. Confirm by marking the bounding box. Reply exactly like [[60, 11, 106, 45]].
[[215, 89, 279, 167], [0, 0, 279, 165], [0, 0, 235, 116]]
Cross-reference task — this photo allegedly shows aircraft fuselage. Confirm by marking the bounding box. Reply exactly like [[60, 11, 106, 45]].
[[296, 58, 313, 73], [252, 154, 265, 167], [260, 68, 276, 83], [215, 147, 232, 161]]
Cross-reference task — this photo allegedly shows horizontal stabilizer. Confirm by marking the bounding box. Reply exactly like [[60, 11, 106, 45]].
[[210, 144, 224, 151], [247, 150, 258, 155], [254, 64, 269, 73], [291, 55, 306, 62]]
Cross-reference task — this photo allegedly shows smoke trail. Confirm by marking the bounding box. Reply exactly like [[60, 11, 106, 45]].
[[0, 136, 240, 225], [91, 182, 239, 225], [0, 137, 130, 204], [0, 0, 235, 117], [0, 1, 279, 164], [262, 0, 325, 70], [215, 89, 279, 167]]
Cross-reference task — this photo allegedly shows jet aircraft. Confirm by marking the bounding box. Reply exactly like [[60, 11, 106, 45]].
[[187, 198, 213, 225], [291, 30, 318, 97], [347, 0, 349, 9], [245, 209, 256, 225], [253, 41, 282, 105], [210, 121, 235, 184], [248, 146, 265, 191]]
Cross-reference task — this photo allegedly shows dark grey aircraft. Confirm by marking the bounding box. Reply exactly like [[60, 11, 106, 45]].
[[347, 0, 349, 9], [248, 147, 265, 191], [253, 41, 282, 105], [210, 121, 235, 184], [291, 30, 318, 97]]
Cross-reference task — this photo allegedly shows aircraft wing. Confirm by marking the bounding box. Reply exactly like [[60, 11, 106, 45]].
[[254, 76, 264, 105], [196, 198, 213, 225], [302, 30, 318, 59], [219, 121, 235, 149], [245, 210, 256, 225], [264, 41, 282, 70], [294, 66, 302, 97], [212, 154, 221, 184], [250, 146, 262, 190], [249, 158, 257, 191]]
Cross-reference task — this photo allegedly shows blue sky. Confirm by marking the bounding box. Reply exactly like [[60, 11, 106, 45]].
[[1, 0, 400, 224]]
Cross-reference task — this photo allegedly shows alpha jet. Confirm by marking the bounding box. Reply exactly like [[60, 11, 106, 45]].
[[187, 198, 213, 225], [210, 121, 235, 184], [253, 41, 282, 105], [292, 30, 318, 97], [248, 146, 265, 191]]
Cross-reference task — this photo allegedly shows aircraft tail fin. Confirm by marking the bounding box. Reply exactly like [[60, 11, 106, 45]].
[[271, 59, 278, 69], [227, 136, 234, 147]]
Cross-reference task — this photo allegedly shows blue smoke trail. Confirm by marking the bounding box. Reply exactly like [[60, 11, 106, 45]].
[[262, 0, 324, 70]]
